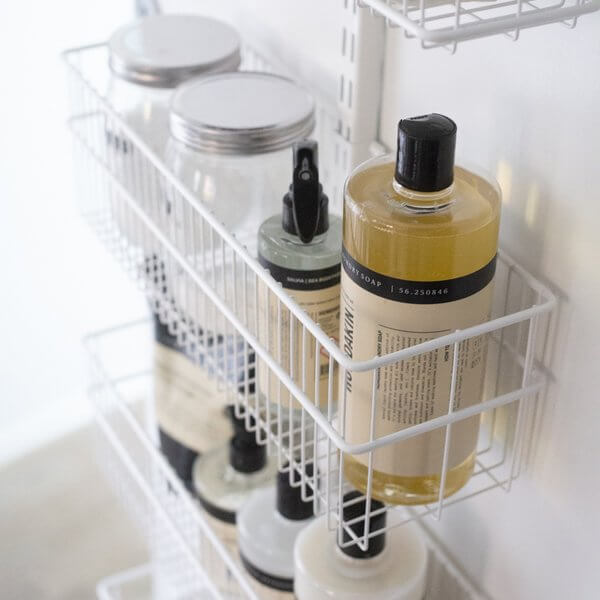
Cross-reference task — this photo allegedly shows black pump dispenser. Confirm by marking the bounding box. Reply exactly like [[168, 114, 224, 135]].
[[395, 113, 457, 193], [282, 140, 329, 243], [276, 463, 315, 521], [339, 491, 387, 559], [227, 408, 266, 474]]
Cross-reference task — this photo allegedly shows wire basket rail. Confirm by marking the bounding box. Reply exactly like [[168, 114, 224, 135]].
[[66, 38, 555, 555], [88, 320, 487, 600], [356, 0, 600, 50]]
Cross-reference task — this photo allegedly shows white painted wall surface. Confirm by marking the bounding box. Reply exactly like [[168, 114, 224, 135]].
[[0, 1, 146, 464], [379, 18, 600, 600]]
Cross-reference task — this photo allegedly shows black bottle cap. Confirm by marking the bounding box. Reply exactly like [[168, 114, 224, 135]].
[[276, 463, 315, 521], [228, 434, 266, 474], [395, 113, 457, 193], [282, 140, 329, 243], [339, 490, 387, 559], [227, 407, 258, 440]]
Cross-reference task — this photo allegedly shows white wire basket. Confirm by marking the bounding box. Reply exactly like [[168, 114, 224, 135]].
[[87, 319, 488, 600], [356, 0, 600, 50], [66, 35, 555, 559]]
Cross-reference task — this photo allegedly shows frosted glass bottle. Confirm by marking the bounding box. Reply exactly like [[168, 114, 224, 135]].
[[257, 141, 342, 413], [341, 114, 501, 505], [192, 412, 278, 548], [294, 491, 428, 600]]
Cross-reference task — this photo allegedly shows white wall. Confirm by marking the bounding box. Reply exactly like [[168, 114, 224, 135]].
[[0, 1, 147, 464], [161, 4, 600, 597], [168, 0, 341, 102], [379, 18, 600, 600]]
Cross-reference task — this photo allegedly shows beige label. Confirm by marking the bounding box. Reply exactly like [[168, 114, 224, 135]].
[[154, 343, 231, 454], [341, 271, 492, 477], [258, 283, 339, 410]]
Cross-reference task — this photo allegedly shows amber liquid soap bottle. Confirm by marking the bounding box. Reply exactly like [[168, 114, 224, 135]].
[[341, 114, 501, 505]]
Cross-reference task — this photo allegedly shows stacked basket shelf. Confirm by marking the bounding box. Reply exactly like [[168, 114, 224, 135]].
[[64, 3, 569, 596]]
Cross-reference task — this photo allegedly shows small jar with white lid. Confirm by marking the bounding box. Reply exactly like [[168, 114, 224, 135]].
[[294, 491, 428, 600]]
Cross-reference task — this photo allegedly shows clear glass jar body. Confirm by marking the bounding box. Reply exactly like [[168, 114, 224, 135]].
[[104, 77, 172, 256], [107, 76, 172, 153], [166, 141, 294, 254], [341, 154, 501, 505], [164, 141, 297, 366]]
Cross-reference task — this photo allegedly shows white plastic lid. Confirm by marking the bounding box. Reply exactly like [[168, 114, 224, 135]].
[[169, 72, 316, 154], [108, 15, 241, 88]]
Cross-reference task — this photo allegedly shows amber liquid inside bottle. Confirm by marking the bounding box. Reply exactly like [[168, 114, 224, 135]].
[[341, 157, 500, 505]]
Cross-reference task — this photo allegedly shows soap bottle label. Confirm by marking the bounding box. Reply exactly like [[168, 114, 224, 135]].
[[154, 342, 230, 454], [257, 257, 340, 410], [341, 246, 496, 477]]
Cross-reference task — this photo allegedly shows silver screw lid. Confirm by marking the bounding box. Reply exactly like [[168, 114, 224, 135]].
[[169, 72, 316, 155], [108, 15, 241, 88]]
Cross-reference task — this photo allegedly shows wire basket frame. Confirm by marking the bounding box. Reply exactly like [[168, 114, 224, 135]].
[[87, 320, 487, 600], [356, 0, 600, 50], [65, 40, 555, 552], [87, 322, 260, 600]]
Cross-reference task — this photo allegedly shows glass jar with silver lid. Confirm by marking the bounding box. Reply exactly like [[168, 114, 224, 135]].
[[107, 14, 241, 155], [165, 71, 316, 256], [164, 71, 315, 404]]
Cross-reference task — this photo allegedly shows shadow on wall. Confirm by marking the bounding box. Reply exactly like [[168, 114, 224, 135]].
[[422, 506, 494, 600], [492, 157, 568, 477]]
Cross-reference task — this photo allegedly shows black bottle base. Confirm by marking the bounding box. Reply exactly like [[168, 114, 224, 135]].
[[196, 493, 237, 524], [158, 427, 198, 493], [239, 552, 294, 592]]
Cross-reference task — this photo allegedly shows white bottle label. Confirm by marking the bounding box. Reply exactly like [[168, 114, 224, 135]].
[[340, 247, 496, 477], [257, 257, 340, 410], [154, 342, 231, 454]]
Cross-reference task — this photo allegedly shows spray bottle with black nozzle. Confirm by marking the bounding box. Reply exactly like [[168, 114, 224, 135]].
[[257, 139, 343, 412]]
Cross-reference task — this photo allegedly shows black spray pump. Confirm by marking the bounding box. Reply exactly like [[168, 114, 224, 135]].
[[282, 140, 329, 243]]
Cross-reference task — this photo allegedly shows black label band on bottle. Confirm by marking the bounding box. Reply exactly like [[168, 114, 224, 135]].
[[239, 553, 294, 592], [259, 255, 341, 291], [342, 246, 496, 304]]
